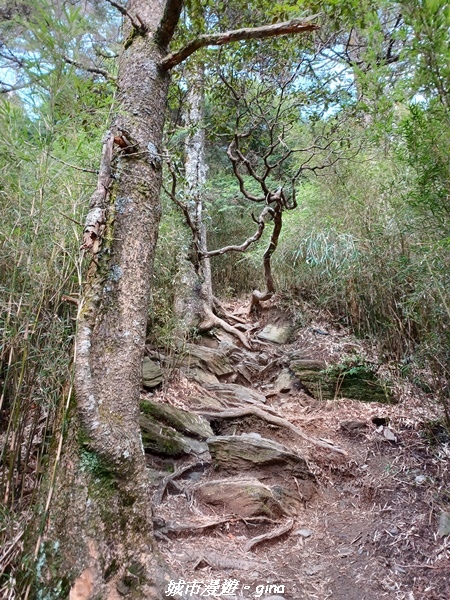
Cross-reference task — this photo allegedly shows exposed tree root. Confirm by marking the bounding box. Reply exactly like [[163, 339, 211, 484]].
[[244, 518, 294, 551], [154, 461, 210, 505], [213, 296, 248, 325], [200, 305, 251, 349], [195, 405, 348, 456]]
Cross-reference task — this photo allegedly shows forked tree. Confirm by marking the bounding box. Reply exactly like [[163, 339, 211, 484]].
[[166, 50, 358, 346]]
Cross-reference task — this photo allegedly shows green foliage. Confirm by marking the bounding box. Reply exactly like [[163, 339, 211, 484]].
[[0, 2, 116, 594]]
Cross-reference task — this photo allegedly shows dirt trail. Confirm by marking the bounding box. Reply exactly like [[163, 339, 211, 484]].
[[145, 303, 450, 600]]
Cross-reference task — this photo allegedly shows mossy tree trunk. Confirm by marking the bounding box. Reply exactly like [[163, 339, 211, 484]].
[[31, 6, 319, 596], [34, 2, 183, 598]]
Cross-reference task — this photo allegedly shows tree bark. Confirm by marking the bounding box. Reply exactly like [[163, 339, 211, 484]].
[[34, 2, 177, 598], [172, 63, 252, 348], [32, 5, 320, 596], [173, 62, 212, 331]]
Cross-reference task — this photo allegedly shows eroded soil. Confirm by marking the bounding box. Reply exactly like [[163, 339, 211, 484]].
[[145, 301, 450, 600]]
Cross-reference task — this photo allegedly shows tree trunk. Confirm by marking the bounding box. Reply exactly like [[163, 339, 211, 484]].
[[33, 2, 180, 598], [173, 64, 251, 347], [174, 62, 213, 331]]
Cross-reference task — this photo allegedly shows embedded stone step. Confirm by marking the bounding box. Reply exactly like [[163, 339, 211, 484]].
[[195, 477, 303, 518]]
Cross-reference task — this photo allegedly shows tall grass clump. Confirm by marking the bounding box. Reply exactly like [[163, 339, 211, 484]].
[[0, 79, 109, 595], [273, 143, 450, 423]]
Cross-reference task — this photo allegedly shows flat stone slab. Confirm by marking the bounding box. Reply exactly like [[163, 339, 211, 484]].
[[207, 434, 310, 478], [195, 477, 303, 518], [290, 358, 393, 403], [257, 324, 292, 344], [184, 367, 220, 385], [142, 357, 163, 388], [273, 369, 294, 393], [140, 399, 213, 439], [182, 343, 234, 376], [140, 414, 208, 456], [204, 382, 266, 405]]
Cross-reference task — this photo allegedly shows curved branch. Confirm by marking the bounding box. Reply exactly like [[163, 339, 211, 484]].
[[161, 17, 320, 70], [203, 207, 271, 257], [63, 56, 116, 81], [227, 141, 265, 202], [249, 203, 283, 312]]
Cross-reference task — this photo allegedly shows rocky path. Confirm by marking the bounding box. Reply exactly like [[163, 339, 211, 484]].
[[141, 304, 450, 600]]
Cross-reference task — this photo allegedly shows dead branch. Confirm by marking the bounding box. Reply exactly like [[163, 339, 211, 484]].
[[195, 405, 348, 456], [63, 56, 116, 81], [105, 0, 146, 33], [244, 518, 294, 551], [81, 132, 114, 252], [161, 17, 320, 70]]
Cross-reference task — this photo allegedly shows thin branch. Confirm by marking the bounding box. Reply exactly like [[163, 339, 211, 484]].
[[227, 141, 265, 202], [63, 56, 116, 82], [47, 152, 98, 174], [203, 207, 270, 258], [0, 79, 34, 93], [163, 157, 196, 233], [104, 0, 144, 32], [161, 16, 320, 70]]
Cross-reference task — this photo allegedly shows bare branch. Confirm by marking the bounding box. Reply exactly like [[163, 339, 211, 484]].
[[104, 0, 145, 32], [47, 153, 98, 174], [63, 56, 116, 82], [227, 141, 265, 202], [160, 17, 320, 70], [163, 157, 196, 234]]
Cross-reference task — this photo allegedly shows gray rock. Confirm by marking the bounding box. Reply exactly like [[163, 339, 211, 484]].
[[294, 528, 313, 538], [185, 367, 220, 385], [438, 511, 450, 537], [195, 478, 294, 518], [139, 414, 208, 456], [290, 357, 394, 403], [207, 434, 311, 479], [142, 357, 163, 388], [257, 324, 292, 344], [182, 343, 234, 376], [273, 369, 294, 393], [140, 399, 213, 439], [204, 382, 266, 405]]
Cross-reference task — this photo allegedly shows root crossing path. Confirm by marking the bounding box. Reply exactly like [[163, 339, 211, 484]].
[[143, 301, 450, 600]]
